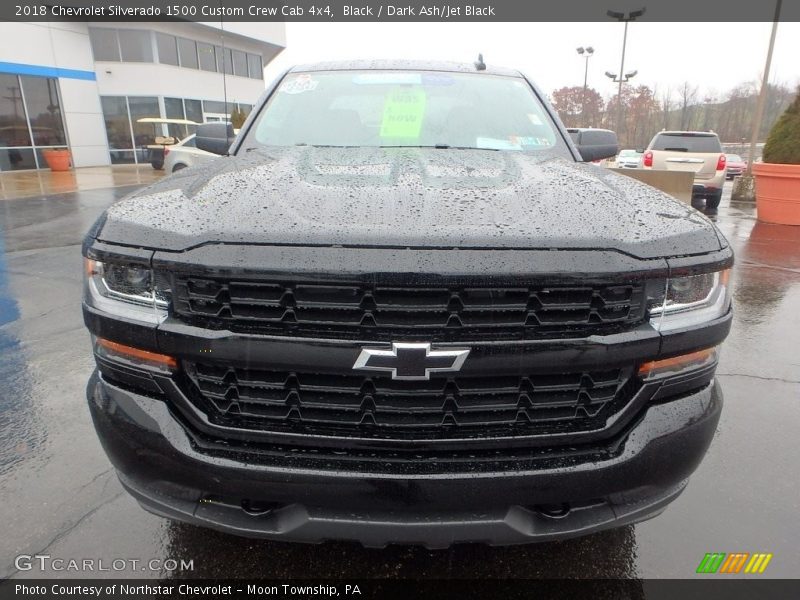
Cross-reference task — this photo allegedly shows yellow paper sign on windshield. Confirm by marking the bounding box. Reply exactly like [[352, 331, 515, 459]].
[[380, 88, 426, 138]]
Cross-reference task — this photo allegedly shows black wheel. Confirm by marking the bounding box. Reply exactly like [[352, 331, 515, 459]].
[[151, 160, 164, 170], [706, 190, 723, 210], [172, 163, 187, 173]]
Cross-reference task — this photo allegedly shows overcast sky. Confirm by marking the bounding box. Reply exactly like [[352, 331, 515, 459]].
[[263, 22, 800, 101]]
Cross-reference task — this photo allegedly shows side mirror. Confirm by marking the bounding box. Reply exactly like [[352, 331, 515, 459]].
[[566, 128, 580, 144], [571, 128, 619, 162], [195, 122, 234, 155], [635, 148, 644, 154]]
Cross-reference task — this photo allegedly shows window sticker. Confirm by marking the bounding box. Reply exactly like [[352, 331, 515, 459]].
[[279, 74, 318, 94], [476, 137, 522, 151], [510, 135, 552, 147], [379, 88, 427, 138], [421, 74, 456, 86], [353, 73, 422, 85]]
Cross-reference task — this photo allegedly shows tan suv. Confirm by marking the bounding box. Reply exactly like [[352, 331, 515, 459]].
[[642, 131, 727, 209]]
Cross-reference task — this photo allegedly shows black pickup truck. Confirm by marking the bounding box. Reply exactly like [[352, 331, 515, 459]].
[[83, 60, 732, 548]]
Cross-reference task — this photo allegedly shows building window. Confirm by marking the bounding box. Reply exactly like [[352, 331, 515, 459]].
[[164, 97, 184, 120], [100, 96, 134, 164], [203, 100, 228, 114], [156, 32, 178, 66], [92, 28, 260, 76], [164, 97, 192, 139], [0, 73, 67, 171], [118, 30, 153, 62], [232, 50, 248, 77], [98, 94, 256, 166], [0, 147, 36, 170], [89, 28, 121, 62], [202, 99, 230, 121], [197, 42, 216, 72], [215, 46, 233, 75], [20, 76, 67, 147], [183, 99, 203, 125], [177, 38, 198, 69], [247, 54, 263, 79], [100, 95, 159, 164], [128, 96, 160, 149], [0, 73, 31, 147]]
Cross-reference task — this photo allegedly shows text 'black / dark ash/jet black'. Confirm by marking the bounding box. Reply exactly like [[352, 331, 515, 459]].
[[83, 60, 732, 548]]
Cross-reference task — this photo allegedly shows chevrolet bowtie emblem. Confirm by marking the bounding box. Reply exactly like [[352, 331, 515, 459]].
[[353, 342, 470, 380]]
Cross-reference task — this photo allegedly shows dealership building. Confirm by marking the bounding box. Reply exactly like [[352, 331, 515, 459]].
[[0, 21, 285, 170]]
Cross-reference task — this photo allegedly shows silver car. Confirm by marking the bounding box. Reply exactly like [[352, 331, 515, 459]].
[[616, 149, 642, 168], [163, 134, 215, 174]]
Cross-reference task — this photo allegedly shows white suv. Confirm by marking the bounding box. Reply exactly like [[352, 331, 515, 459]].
[[642, 131, 727, 209]]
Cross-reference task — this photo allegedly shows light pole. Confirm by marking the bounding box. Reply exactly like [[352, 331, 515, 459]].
[[746, 0, 782, 175], [606, 7, 645, 134], [576, 46, 594, 125], [605, 69, 638, 134]]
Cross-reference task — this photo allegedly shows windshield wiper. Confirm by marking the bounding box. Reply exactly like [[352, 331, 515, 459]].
[[272, 143, 502, 151], [294, 143, 364, 148], [378, 144, 500, 151]]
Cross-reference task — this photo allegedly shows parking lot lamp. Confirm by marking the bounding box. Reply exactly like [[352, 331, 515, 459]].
[[577, 46, 595, 125], [607, 7, 645, 134]]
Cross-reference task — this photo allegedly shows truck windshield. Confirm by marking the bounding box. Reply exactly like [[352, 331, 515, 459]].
[[245, 70, 566, 153]]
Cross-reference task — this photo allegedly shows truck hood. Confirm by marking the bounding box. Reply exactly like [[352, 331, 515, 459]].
[[97, 146, 721, 260]]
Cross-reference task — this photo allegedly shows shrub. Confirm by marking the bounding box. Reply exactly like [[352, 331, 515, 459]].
[[762, 87, 800, 164], [230, 106, 247, 130]]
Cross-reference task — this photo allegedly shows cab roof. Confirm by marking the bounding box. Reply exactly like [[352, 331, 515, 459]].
[[289, 59, 522, 78], [657, 130, 720, 137]]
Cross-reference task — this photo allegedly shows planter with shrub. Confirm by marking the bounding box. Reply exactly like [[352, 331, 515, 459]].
[[754, 87, 800, 225]]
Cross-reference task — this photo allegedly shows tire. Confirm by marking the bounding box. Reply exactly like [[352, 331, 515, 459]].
[[706, 190, 723, 210], [172, 163, 187, 173], [151, 160, 164, 170]]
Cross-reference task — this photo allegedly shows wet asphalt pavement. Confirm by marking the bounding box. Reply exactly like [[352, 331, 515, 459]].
[[0, 181, 798, 580]]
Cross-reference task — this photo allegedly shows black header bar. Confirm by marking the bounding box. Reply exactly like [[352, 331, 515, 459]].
[[3, 0, 799, 23], [3, 579, 800, 600]]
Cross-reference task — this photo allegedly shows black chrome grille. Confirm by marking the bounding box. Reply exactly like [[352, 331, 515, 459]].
[[183, 362, 637, 440], [171, 277, 646, 340]]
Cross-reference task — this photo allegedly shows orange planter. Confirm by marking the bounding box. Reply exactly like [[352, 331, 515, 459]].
[[753, 162, 800, 225], [42, 148, 72, 171]]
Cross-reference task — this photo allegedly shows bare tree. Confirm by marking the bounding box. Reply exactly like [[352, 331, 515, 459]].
[[701, 93, 718, 131], [679, 82, 699, 130], [626, 79, 793, 147], [660, 87, 673, 131]]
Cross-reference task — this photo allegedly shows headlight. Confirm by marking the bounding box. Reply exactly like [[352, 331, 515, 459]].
[[648, 269, 731, 331], [84, 258, 169, 323]]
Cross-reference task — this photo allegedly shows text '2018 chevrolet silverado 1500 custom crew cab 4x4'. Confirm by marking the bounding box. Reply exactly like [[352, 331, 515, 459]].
[[83, 61, 732, 548]]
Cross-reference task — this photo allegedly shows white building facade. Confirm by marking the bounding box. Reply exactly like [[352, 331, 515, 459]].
[[0, 21, 285, 170]]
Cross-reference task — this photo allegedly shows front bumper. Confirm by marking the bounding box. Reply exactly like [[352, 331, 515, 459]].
[[88, 370, 722, 548]]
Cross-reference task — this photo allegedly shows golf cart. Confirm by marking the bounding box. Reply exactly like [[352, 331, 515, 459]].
[[135, 117, 198, 170]]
